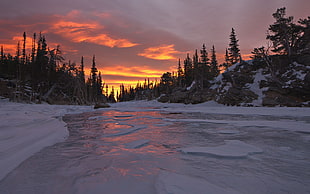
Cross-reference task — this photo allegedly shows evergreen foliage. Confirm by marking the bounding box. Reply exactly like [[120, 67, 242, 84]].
[[228, 28, 241, 66]]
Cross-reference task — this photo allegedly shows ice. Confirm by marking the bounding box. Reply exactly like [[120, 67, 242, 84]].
[[156, 171, 240, 194], [1, 99, 310, 193], [218, 129, 240, 134], [165, 118, 310, 133], [125, 139, 150, 149], [180, 140, 263, 158], [103, 125, 146, 137]]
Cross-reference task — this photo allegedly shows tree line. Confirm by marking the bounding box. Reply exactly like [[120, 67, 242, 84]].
[[0, 32, 110, 104]]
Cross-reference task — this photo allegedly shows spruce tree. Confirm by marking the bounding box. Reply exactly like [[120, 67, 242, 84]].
[[183, 53, 193, 86], [210, 45, 219, 77], [177, 59, 183, 87], [228, 28, 241, 66], [22, 32, 26, 65], [200, 44, 209, 64]]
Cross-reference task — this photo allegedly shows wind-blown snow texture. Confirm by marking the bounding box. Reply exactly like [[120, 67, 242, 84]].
[[0, 99, 92, 181], [0, 100, 310, 194]]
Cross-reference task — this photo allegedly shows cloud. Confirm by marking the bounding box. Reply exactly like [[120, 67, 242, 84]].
[[138, 44, 182, 60], [86, 65, 163, 79], [52, 19, 138, 48]]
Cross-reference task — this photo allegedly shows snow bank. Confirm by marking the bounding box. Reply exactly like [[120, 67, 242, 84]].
[[180, 140, 263, 158], [156, 171, 240, 194], [0, 100, 92, 181]]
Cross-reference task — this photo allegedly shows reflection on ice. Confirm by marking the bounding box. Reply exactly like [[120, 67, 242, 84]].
[[1, 105, 309, 194]]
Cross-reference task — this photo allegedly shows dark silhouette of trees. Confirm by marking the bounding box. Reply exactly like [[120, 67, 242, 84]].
[[210, 45, 219, 77], [0, 32, 108, 104], [228, 28, 241, 66]]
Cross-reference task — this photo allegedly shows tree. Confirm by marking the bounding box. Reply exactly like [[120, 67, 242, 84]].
[[267, 7, 304, 57], [200, 44, 209, 64], [177, 59, 183, 87], [228, 28, 241, 66], [22, 32, 26, 65], [183, 53, 193, 86], [296, 16, 310, 55], [210, 45, 219, 77]]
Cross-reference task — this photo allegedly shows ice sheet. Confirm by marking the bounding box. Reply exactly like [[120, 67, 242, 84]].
[[156, 171, 240, 194], [180, 140, 263, 158]]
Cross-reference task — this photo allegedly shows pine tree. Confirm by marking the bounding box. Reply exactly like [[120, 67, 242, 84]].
[[1, 45, 3, 62], [296, 17, 310, 54], [228, 28, 241, 66], [183, 53, 193, 86], [177, 59, 183, 87], [22, 32, 26, 65], [210, 45, 219, 77], [31, 33, 36, 63], [193, 49, 199, 82], [267, 7, 306, 57], [200, 44, 209, 64]]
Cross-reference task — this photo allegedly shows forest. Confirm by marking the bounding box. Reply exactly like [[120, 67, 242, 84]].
[[0, 7, 309, 105]]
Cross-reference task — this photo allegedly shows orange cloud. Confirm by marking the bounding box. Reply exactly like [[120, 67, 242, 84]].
[[103, 66, 163, 78], [52, 20, 138, 48], [85, 65, 163, 79], [138, 44, 182, 60]]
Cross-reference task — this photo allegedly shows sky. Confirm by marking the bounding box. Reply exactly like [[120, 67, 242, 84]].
[[1, 0, 309, 91]]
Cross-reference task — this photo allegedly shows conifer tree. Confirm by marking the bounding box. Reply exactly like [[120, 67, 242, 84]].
[[200, 44, 209, 64], [1, 45, 3, 61], [183, 53, 193, 86], [31, 33, 36, 63], [228, 28, 241, 66], [22, 32, 26, 65], [267, 7, 305, 57], [210, 45, 219, 77], [177, 59, 183, 87]]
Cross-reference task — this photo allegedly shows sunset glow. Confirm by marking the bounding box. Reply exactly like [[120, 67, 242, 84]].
[[138, 44, 182, 60]]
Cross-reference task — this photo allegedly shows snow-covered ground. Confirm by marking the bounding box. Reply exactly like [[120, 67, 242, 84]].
[[0, 99, 92, 181], [1, 99, 310, 193]]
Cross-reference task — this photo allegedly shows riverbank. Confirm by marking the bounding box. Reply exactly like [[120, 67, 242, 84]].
[[0, 99, 92, 181]]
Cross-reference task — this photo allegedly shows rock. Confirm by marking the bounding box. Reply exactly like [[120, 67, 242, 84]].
[[158, 95, 170, 103], [94, 103, 110, 109]]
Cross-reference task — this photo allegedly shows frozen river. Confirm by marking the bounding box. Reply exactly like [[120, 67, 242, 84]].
[[1, 103, 310, 194]]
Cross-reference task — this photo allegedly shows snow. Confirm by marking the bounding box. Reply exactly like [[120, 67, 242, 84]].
[[180, 140, 263, 158], [246, 69, 269, 106], [0, 99, 92, 181], [156, 171, 240, 194], [186, 81, 196, 90]]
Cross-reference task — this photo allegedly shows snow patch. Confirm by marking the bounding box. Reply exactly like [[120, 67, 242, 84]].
[[186, 81, 196, 91], [247, 69, 268, 106]]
